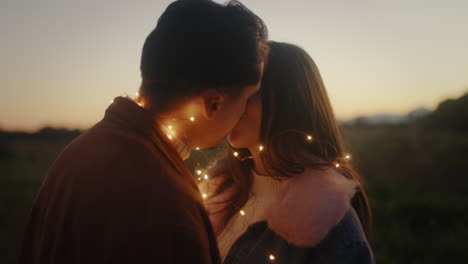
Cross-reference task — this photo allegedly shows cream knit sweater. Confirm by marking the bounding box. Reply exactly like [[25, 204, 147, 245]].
[[216, 171, 285, 261]]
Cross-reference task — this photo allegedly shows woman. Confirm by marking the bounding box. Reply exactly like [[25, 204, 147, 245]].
[[201, 41, 374, 263]]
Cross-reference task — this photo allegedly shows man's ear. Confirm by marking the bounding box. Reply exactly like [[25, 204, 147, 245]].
[[200, 90, 224, 120]]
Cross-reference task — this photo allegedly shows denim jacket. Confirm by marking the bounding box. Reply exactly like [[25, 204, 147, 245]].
[[203, 168, 374, 264], [223, 208, 374, 264]]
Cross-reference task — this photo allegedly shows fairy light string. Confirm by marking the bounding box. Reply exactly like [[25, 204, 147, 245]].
[[114, 93, 353, 261], [118, 93, 355, 262]]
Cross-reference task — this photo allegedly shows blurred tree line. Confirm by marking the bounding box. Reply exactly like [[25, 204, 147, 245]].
[[338, 93, 468, 263], [1, 92, 467, 263]]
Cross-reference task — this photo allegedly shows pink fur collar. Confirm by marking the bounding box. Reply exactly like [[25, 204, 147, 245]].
[[263, 168, 358, 247], [204, 168, 358, 247]]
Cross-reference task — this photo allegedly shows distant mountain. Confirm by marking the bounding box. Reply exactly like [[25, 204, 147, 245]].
[[408, 107, 432, 119], [369, 114, 410, 124], [343, 107, 433, 125]]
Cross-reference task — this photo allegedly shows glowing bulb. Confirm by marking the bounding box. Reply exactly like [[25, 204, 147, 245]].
[[204, 174, 209, 180], [196, 170, 202, 175], [197, 177, 201, 181], [233, 152, 239, 157], [306, 135, 313, 141], [335, 163, 340, 168], [269, 254, 276, 261], [189, 116, 195, 122], [258, 145, 264, 151], [240, 210, 245, 216], [345, 154, 351, 160], [168, 135, 173, 140], [135, 92, 139, 96], [168, 125, 173, 130], [202, 193, 207, 199], [195, 147, 200, 150]]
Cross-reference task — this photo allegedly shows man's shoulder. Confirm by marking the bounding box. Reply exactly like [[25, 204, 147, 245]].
[[53, 119, 163, 169], [44, 119, 192, 201]]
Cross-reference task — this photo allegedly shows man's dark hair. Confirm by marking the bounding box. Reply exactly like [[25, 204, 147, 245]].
[[140, 0, 268, 111]]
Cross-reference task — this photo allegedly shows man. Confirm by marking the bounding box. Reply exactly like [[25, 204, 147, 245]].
[[20, 0, 268, 263]]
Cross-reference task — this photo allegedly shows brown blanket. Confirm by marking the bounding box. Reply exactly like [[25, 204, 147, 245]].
[[20, 97, 220, 264]]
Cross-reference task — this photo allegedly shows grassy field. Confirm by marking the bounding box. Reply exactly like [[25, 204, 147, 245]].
[[1, 120, 467, 263], [340, 124, 468, 263]]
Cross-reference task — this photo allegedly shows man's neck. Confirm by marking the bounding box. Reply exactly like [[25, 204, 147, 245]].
[[138, 98, 193, 160], [160, 125, 192, 160]]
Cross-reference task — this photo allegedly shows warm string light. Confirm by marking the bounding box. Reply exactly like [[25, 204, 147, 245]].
[[189, 129, 353, 264], [195, 174, 210, 181], [268, 254, 276, 262], [160, 115, 199, 144], [164, 123, 174, 139], [130, 89, 199, 143], [334, 154, 352, 168], [228, 132, 354, 171], [114, 93, 211, 182], [229, 145, 264, 161], [195, 169, 202, 179], [230, 129, 317, 160], [191, 149, 218, 182], [186, 128, 354, 264], [163, 124, 177, 141], [194, 167, 210, 182], [129, 92, 201, 149], [112, 97, 355, 205]]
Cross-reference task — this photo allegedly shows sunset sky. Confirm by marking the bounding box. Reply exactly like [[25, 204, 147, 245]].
[[2, 0, 467, 131]]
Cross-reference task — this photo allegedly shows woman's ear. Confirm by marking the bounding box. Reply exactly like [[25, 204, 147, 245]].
[[201, 90, 223, 120]]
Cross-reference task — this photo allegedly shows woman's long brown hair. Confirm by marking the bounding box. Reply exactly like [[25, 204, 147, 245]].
[[207, 41, 372, 239]]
